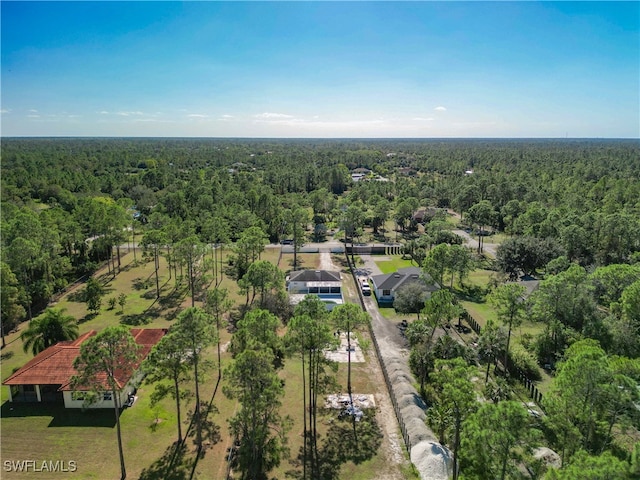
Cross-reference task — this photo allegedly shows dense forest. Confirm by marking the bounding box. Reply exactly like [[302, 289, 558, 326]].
[[2, 138, 638, 321], [1, 137, 639, 479]]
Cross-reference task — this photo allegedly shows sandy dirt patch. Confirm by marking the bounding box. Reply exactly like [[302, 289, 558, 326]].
[[319, 250, 337, 270], [324, 332, 365, 363], [325, 393, 376, 409]]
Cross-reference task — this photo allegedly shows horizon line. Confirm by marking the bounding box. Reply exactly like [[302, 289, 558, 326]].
[[2, 136, 639, 141]]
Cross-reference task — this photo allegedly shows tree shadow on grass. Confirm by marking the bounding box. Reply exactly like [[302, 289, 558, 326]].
[[332, 256, 349, 269], [141, 290, 158, 300], [159, 287, 188, 309], [1, 350, 14, 361], [120, 313, 152, 326], [133, 277, 153, 291], [78, 312, 99, 324], [318, 414, 383, 479], [185, 402, 222, 459], [139, 442, 192, 480], [455, 284, 487, 303], [288, 258, 305, 269], [287, 413, 383, 480], [67, 290, 86, 303]]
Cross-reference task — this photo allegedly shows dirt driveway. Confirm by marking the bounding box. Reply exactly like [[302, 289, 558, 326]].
[[358, 255, 451, 480], [320, 251, 409, 479]]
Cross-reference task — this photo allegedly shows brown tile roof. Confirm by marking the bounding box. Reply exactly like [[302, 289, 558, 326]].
[[3, 328, 166, 391]]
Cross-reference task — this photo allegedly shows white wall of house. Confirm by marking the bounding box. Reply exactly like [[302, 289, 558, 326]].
[[63, 371, 144, 409], [374, 288, 394, 304], [288, 281, 342, 295], [288, 280, 310, 294], [288, 281, 341, 294], [63, 389, 129, 409]]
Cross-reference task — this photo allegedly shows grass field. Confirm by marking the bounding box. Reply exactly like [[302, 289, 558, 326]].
[[1, 249, 239, 479], [372, 255, 552, 399], [1, 247, 405, 480], [375, 258, 415, 274]]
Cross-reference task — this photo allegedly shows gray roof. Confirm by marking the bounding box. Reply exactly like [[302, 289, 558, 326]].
[[371, 267, 439, 292], [289, 270, 341, 283]]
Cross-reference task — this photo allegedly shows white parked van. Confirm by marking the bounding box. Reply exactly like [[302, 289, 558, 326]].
[[360, 279, 371, 296]]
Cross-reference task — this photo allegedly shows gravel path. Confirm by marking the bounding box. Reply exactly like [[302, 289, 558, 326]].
[[452, 230, 499, 258], [319, 251, 409, 479], [358, 255, 452, 480]]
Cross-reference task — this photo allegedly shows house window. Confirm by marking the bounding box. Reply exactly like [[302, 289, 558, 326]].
[[103, 392, 113, 401], [309, 287, 319, 294], [330, 286, 341, 294], [383, 290, 391, 296], [71, 392, 86, 401]]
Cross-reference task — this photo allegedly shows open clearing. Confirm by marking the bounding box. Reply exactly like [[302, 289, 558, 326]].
[[1, 247, 412, 480]]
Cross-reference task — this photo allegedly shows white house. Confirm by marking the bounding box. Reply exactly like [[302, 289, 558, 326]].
[[370, 267, 439, 306], [3, 328, 166, 409], [287, 270, 343, 311]]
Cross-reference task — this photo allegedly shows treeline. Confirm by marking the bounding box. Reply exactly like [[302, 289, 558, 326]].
[[1, 137, 639, 338]]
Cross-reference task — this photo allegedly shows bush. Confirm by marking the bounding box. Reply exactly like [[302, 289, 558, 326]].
[[520, 332, 535, 352], [509, 344, 541, 381]]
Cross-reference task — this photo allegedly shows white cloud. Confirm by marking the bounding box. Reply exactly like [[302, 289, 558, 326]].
[[117, 111, 144, 116], [29, 109, 39, 113], [133, 118, 173, 123], [451, 121, 497, 127], [188, 114, 208, 118], [0, 109, 10, 114], [434, 106, 447, 112], [254, 116, 387, 129], [413, 117, 435, 121], [221, 114, 234, 118], [99, 111, 110, 115], [27, 114, 40, 118], [254, 112, 294, 119]]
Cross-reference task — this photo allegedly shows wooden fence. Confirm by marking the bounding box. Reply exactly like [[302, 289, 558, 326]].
[[459, 310, 545, 409]]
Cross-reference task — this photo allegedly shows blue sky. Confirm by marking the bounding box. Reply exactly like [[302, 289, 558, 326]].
[[2, 1, 638, 138]]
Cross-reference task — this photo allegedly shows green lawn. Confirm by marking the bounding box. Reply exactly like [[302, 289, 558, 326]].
[[1, 250, 239, 479], [2, 247, 407, 480], [375, 257, 416, 274], [272, 344, 404, 480], [459, 300, 494, 327]]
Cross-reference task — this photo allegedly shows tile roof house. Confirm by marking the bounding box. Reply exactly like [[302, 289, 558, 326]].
[[370, 267, 439, 306], [287, 270, 343, 311], [3, 328, 166, 409]]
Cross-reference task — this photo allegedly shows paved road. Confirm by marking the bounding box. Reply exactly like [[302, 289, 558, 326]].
[[358, 256, 410, 356], [357, 255, 450, 480]]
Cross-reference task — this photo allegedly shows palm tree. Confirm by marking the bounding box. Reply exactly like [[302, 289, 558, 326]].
[[477, 319, 507, 383], [487, 283, 526, 373], [21, 308, 79, 356]]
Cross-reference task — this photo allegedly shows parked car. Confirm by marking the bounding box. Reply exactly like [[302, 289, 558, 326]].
[[360, 280, 371, 296]]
